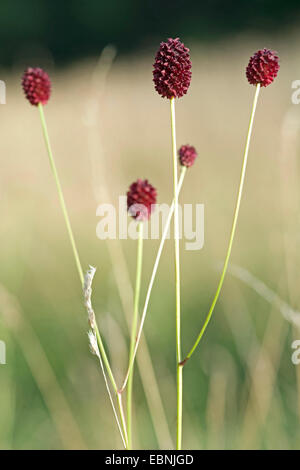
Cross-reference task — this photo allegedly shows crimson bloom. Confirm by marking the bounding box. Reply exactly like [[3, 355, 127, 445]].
[[127, 179, 157, 221], [153, 38, 192, 99], [246, 49, 279, 87], [179, 145, 198, 168], [22, 67, 51, 106]]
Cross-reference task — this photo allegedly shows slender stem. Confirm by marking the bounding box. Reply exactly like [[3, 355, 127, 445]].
[[127, 222, 144, 449], [170, 97, 182, 450], [181, 84, 261, 364], [38, 103, 84, 285], [94, 326, 117, 393], [87, 51, 173, 448], [177, 364, 183, 448], [118, 392, 129, 448], [95, 348, 127, 448], [38, 103, 126, 445], [120, 167, 187, 393], [38, 105, 114, 381]]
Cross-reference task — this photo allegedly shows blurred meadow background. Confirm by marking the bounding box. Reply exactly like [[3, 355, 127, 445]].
[[1, 0, 300, 450]]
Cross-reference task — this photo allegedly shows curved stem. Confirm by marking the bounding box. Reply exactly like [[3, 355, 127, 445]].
[[120, 167, 187, 393], [181, 84, 261, 365], [38, 103, 84, 285], [94, 326, 117, 393], [170, 97, 182, 450], [95, 345, 127, 448], [127, 222, 144, 449]]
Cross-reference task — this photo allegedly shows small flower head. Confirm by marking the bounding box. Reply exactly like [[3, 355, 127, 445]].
[[153, 38, 192, 99], [179, 144, 198, 168], [246, 49, 279, 87], [127, 179, 157, 221], [22, 67, 51, 105]]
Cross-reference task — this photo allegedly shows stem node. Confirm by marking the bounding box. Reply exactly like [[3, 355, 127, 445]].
[[178, 357, 189, 367]]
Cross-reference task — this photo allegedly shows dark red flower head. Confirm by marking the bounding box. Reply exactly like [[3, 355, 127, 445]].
[[179, 144, 198, 168], [22, 67, 51, 106], [153, 38, 192, 99], [246, 49, 279, 87], [127, 179, 157, 221]]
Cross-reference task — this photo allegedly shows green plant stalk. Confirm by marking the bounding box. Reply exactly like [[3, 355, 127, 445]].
[[95, 342, 127, 449], [181, 83, 261, 365], [120, 167, 187, 394], [127, 222, 144, 449], [38, 103, 127, 446], [170, 97, 182, 450], [38, 103, 84, 285], [94, 327, 117, 392], [117, 392, 129, 448], [87, 48, 173, 448]]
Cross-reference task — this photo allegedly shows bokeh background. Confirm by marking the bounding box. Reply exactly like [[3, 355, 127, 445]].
[[1, 0, 300, 450]]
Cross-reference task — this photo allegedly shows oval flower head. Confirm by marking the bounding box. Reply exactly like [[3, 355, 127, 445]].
[[22, 67, 51, 105], [246, 49, 279, 87], [127, 179, 157, 221], [179, 144, 198, 168], [153, 38, 192, 99]]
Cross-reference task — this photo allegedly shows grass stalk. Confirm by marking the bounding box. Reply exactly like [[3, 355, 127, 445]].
[[38, 103, 127, 447], [127, 222, 144, 449], [118, 392, 129, 447]]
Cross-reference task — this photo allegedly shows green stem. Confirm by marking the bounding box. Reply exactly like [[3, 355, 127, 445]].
[[94, 326, 117, 393], [38, 103, 127, 446], [38, 103, 84, 285], [181, 84, 261, 365], [127, 222, 144, 449], [170, 97, 182, 450], [120, 167, 187, 393], [118, 392, 129, 449], [95, 346, 127, 448]]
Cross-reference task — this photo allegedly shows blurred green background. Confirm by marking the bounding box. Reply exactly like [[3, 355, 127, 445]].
[[1, 0, 300, 450]]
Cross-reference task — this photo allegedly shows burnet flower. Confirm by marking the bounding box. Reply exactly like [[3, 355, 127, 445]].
[[178, 145, 198, 168], [127, 179, 157, 221], [153, 38, 192, 99], [152, 37, 192, 450], [246, 48, 279, 87]]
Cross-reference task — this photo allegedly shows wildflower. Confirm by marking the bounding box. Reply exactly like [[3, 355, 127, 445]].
[[153, 38, 192, 99], [246, 49, 279, 87], [179, 144, 198, 168], [22, 67, 51, 105]]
